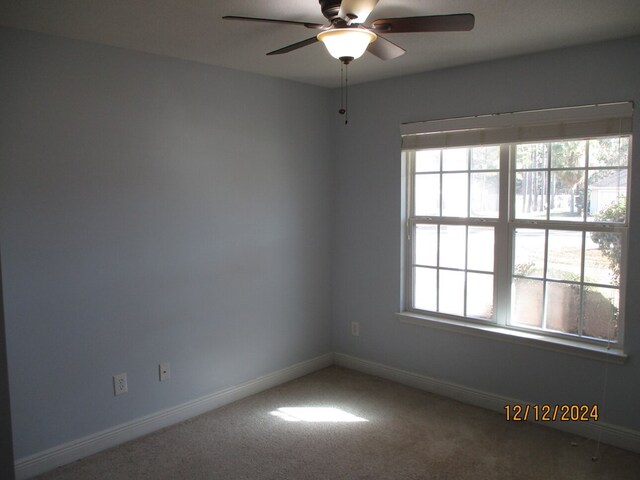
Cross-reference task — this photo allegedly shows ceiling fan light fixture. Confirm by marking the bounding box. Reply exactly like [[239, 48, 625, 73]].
[[317, 28, 377, 62]]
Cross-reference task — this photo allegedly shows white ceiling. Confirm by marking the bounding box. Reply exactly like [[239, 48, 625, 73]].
[[2, 0, 640, 88]]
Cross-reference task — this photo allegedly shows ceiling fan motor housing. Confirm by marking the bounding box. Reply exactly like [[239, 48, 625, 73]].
[[319, 1, 342, 21]]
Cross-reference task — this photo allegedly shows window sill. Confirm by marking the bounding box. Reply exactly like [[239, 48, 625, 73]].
[[396, 311, 627, 364]]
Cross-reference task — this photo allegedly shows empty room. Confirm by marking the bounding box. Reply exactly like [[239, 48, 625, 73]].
[[1, 1, 640, 479]]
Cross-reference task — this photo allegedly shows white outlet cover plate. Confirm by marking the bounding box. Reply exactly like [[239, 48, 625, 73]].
[[113, 372, 128, 396], [159, 362, 170, 382]]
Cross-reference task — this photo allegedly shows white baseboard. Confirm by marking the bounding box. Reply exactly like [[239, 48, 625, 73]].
[[15, 353, 334, 480], [334, 352, 640, 454], [15, 351, 640, 479]]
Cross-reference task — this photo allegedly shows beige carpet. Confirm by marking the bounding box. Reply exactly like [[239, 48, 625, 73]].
[[37, 366, 640, 479]]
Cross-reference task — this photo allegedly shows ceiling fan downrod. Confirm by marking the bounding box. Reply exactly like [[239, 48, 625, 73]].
[[319, 1, 343, 22]]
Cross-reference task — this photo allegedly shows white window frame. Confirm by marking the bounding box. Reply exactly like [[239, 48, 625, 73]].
[[398, 103, 633, 363]]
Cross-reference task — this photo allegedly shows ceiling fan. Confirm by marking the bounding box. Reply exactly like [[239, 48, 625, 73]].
[[223, 0, 475, 64]]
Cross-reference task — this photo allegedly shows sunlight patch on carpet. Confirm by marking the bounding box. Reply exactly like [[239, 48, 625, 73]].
[[269, 407, 368, 423]]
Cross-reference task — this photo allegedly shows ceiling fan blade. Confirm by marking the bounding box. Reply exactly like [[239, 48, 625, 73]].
[[371, 14, 475, 33], [223, 16, 325, 30], [266, 36, 319, 56], [338, 0, 379, 24], [367, 35, 406, 60]]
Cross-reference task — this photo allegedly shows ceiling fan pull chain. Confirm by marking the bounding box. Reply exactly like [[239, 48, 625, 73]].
[[337, 62, 349, 125], [339, 63, 346, 120], [345, 62, 349, 125]]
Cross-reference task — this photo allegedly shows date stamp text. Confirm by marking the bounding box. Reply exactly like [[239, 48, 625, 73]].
[[504, 404, 599, 422]]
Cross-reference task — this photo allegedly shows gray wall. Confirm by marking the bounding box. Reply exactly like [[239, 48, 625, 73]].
[[0, 251, 15, 478], [332, 36, 640, 431], [0, 28, 333, 459]]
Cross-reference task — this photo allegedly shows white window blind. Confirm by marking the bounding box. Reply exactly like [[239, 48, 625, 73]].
[[401, 102, 633, 150]]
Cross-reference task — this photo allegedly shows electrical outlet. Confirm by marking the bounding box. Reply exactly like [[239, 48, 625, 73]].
[[351, 321, 360, 336], [113, 373, 128, 396], [159, 362, 170, 382]]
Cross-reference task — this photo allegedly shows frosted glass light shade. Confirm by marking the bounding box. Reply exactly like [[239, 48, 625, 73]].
[[317, 29, 377, 61]]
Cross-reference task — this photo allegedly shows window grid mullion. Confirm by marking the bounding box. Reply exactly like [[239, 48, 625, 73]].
[[463, 225, 469, 317], [439, 150, 444, 216], [583, 140, 590, 221], [436, 224, 441, 312], [495, 144, 512, 326], [406, 151, 416, 311], [545, 144, 551, 221], [578, 230, 587, 337], [541, 229, 550, 331], [464, 149, 471, 318]]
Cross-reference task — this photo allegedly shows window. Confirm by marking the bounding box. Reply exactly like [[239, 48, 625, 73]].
[[401, 103, 632, 351]]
